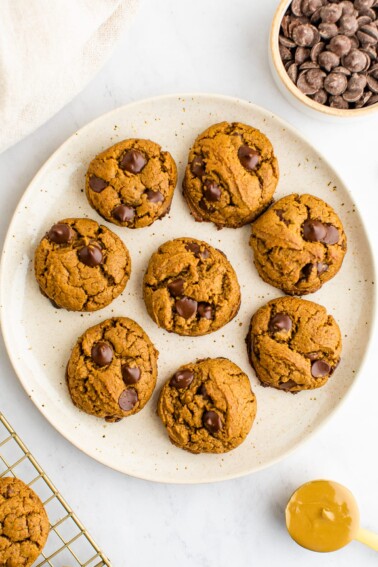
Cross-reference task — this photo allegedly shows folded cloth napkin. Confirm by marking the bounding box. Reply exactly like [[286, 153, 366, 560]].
[[0, 0, 138, 153]]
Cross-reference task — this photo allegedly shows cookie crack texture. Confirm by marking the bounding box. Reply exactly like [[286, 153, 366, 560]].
[[250, 193, 347, 295], [182, 121, 279, 228], [157, 358, 257, 454], [85, 138, 177, 228], [247, 297, 342, 393], [34, 218, 131, 312], [0, 478, 49, 567], [66, 317, 158, 420], [143, 238, 241, 336]]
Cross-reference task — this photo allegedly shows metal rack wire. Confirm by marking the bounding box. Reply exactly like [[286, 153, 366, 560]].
[[0, 413, 111, 567]]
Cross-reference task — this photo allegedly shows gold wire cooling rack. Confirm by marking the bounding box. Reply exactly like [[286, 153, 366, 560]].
[[0, 412, 111, 567]]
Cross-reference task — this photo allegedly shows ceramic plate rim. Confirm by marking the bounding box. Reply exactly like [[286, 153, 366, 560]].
[[1, 93, 376, 484]]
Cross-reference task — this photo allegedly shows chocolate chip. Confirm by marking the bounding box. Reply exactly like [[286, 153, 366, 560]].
[[367, 74, 378, 92], [89, 176, 108, 192], [47, 223, 73, 244], [269, 313, 292, 333], [355, 0, 375, 13], [122, 366, 141, 385], [288, 62, 299, 82], [342, 49, 370, 71], [311, 88, 328, 103], [311, 40, 325, 61], [185, 242, 209, 260], [78, 244, 103, 267], [279, 379, 298, 390], [293, 23, 320, 46], [203, 180, 222, 201], [170, 369, 194, 389], [323, 224, 340, 244], [301, 263, 314, 279], [203, 411, 223, 434], [91, 342, 113, 366], [306, 352, 320, 360], [280, 35, 297, 48], [330, 94, 350, 108], [119, 149, 147, 173], [311, 359, 331, 377], [319, 22, 339, 39], [329, 34, 352, 56], [198, 384, 211, 399], [118, 389, 138, 411], [112, 204, 135, 223], [145, 189, 164, 203], [238, 145, 260, 171], [295, 46, 311, 64], [168, 278, 185, 297], [324, 72, 348, 94], [191, 156, 206, 178], [175, 297, 198, 319], [185, 242, 201, 255], [198, 302, 213, 319], [320, 4, 343, 23], [318, 50, 340, 71], [302, 219, 327, 241], [339, 15, 359, 35], [317, 262, 329, 274], [297, 70, 320, 94], [292, 0, 304, 17], [306, 67, 327, 88]]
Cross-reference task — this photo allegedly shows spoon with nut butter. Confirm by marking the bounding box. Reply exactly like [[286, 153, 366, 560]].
[[286, 480, 378, 553]]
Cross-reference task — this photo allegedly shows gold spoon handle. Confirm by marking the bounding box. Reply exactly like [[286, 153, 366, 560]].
[[356, 528, 378, 551]]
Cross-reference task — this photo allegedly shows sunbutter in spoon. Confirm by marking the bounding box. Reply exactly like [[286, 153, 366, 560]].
[[286, 480, 378, 553]]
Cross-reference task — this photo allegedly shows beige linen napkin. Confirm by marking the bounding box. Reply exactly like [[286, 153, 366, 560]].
[[0, 0, 138, 153]]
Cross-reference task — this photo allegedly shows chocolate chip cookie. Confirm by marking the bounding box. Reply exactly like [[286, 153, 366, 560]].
[[85, 138, 177, 228], [250, 193, 347, 295], [182, 122, 279, 228], [247, 296, 342, 392], [67, 317, 158, 421], [143, 238, 241, 336], [34, 218, 131, 311], [157, 357, 257, 453], [0, 477, 49, 567]]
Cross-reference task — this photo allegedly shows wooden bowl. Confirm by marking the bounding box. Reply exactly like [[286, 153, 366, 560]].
[[269, 0, 378, 120]]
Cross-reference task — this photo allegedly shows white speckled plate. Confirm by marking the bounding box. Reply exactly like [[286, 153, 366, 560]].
[[0, 94, 375, 483]]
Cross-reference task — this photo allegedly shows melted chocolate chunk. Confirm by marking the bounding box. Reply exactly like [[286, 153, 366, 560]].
[[145, 189, 164, 203], [311, 359, 331, 377], [47, 223, 73, 244], [89, 176, 108, 193], [91, 342, 113, 366], [203, 180, 221, 202], [112, 204, 135, 223], [120, 149, 147, 173], [122, 366, 141, 385], [302, 219, 327, 242], [119, 389, 138, 411], [170, 369, 194, 389], [269, 313, 292, 332], [238, 145, 260, 171], [175, 297, 198, 319], [203, 410, 223, 434], [191, 156, 206, 178], [78, 244, 103, 267], [167, 278, 185, 297], [197, 302, 213, 319]]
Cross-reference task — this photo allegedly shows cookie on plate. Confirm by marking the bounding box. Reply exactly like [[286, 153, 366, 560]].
[[34, 218, 131, 311], [246, 296, 342, 393], [182, 121, 279, 228], [67, 317, 158, 422], [249, 193, 347, 295], [143, 237, 241, 336], [85, 138, 177, 228], [157, 357, 257, 454], [0, 477, 49, 567]]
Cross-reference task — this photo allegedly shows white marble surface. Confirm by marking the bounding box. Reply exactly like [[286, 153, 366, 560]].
[[0, 0, 377, 565]]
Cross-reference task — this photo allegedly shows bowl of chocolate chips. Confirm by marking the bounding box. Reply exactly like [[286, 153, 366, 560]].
[[270, 0, 378, 118]]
